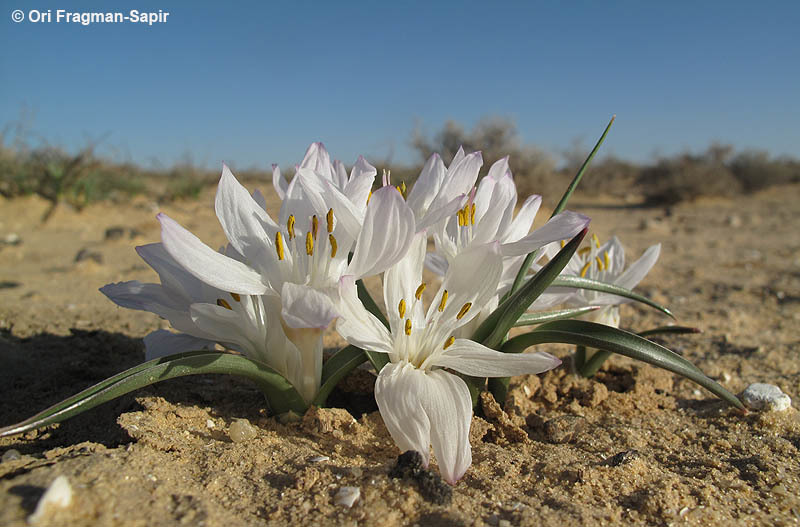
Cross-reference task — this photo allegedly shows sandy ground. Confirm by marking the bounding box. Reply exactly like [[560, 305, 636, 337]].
[[1, 181, 799, 526]]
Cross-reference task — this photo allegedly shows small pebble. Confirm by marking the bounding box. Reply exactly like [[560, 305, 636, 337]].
[[543, 415, 586, 444], [3, 233, 21, 245], [334, 486, 360, 508], [228, 418, 258, 442], [2, 449, 22, 462], [741, 383, 791, 412], [28, 475, 72, 524], [309, 455, 330, 463], [604, 450, 641, 467], [74, 248, 103, 264], [206, 419, 215, 429], [349, 467, 363, 477]]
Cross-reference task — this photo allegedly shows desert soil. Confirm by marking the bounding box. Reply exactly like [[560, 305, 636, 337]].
[[0, 181, 798, 526]]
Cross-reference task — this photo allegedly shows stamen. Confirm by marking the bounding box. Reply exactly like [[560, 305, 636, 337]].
[[326, 208, 334, 233], [305, 231, 314, 256], [230, 292, 241, 302], [580, 261, 591, 278], [275, 231, 285, 260], [329, 234, 338, 258], [287, 215, 296, 240], [592, 233, 601, 249], [216, 298, 232, 310], [396, 181, 407, 198], [404, 318, 412, 336], [438, 290, 449, 312], [366, 190, 372, 205], [470, 203, 476, 225], [311, 215, 319, 239], [443, 336, 455, 350], [604, 251, 610, 269], [457, 209, 466, 227], [415, 283, 426, 300], [456, 302, 472, 320], [578, 247, 592, 257], [560, 239, 566, 248], [595, 256, 604, 271], [398, 299, 406, 319]]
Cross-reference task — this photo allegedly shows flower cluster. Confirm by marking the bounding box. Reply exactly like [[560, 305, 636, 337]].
[[101, 142, 662, 484]]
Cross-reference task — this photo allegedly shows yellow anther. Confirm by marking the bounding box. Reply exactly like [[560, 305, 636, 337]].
[[592, 233, 601, 249], [415, 283, 426, 300], [305, 231, 314, 256], [367, 190, 372, 205], [287, 215, 296, 240], [604, 251, 610, 269], [595, 256, 604, 271], [580, 261, 592, 278], [329, 234, 338, 258], [397, 181, 407, 198], [216, 298, 232, 310], [311, 215, 319, 238], [443, 336, 455, 350], [404, 318, 412, 336], [230, 292, 241, 302], [275, 231, 285, 261], [326, 208, 334, 233], [438, 290, 449, 312], [457, 209, 465, 227], [398, 299, 406, 319], [560, 239, 566, 248], [456, 302, 472, 320], [470, 203, 476, 225], [578, 247, 592, 257]]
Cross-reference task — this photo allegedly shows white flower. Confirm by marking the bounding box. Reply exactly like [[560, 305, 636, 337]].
[[417, 153, 590, 335], [558, 234, 661, 328], [336, 233, 561, 484], [103, 144, 416, 403]]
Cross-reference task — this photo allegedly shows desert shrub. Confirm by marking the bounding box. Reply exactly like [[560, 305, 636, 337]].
[[636, 144, 744, 205], [729, 150, 800, 191]]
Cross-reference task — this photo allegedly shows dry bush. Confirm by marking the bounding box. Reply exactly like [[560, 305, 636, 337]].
[[729, 150, 800, 191]]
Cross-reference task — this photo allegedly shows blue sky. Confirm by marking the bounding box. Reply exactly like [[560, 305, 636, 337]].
[[1, 1, 798, 170]]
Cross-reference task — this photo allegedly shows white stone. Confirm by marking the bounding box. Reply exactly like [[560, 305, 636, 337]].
[[334, 486, 360, 508], [28, 475, 72, 524], [309, 455, 330, 463], [741, 383, 791, 412]]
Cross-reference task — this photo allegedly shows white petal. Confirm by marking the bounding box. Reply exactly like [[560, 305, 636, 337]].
[[336, 276, 394, 354], [344, 155, 377, 211], [424, 251, 449, 277], [135, 243, 214, 302], [614, 244, 660, 290], [158, 213, 267, 295], [416, 193, 465, 233], [271, 164, 288, 200], [420, 369, 473, 484], [435, 151, 482, 208], [280, 282, 338, 330], [374, 362, 432, 466], [504, 195, 542, 243], [384, 231, 427, 334], [501, 211, 590, 257], [407, 153, 446, 220], [333, 159, 349, 190], [215, 165, 277, 272], [296, 168, 362, 243], [431, 339, 562, 377], [472, 171, 517, 246], [347, 186, 415, 279], [142, 330, 215, 361]]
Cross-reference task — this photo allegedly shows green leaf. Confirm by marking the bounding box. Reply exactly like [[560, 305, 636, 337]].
[[637, 325, 701, 338], [548, 275, 674, 318], [513, 306, 602, 327], [508, 116, 615, 296], [357, 279, 390, 373], [313, 346, 368, 407], [0, 352, 307, 438], [472, 228, 587, 349], [502, 320, 743, 409]]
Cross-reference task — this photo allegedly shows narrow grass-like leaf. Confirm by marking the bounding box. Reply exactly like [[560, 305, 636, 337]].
[[638, 325, 701, 338], [357, 279, 390, 372], [513, 306, 601, 327], [0, 352, 307, 438], [313, 345, 368, 407], [508, 116, 615, 296], [472, 228, 587, 349], [549, 275, 674, 318], [502, 320, 743, 409]]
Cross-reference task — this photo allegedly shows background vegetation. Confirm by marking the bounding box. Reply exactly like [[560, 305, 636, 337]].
[[2, 118, 798, 221]]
